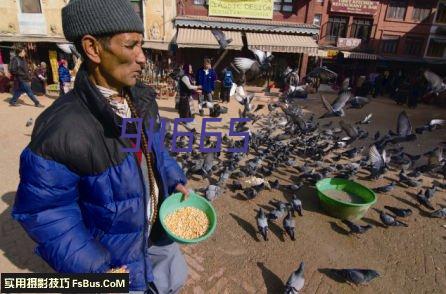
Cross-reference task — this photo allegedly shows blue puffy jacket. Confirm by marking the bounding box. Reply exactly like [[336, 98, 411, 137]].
[[58, 65, 71, 83], [196, 68, 216, 94], [12, 65, 187, 291]]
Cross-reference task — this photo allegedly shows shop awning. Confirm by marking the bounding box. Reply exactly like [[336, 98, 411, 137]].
[[143, 41, 170, 51], [246, 33, 318, 55], [317, 49, 377, 60], [176, 28, 243, 50], [0, 34, 67, 43]]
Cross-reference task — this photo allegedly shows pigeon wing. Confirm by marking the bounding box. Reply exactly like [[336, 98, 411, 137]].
[[233, 57, 256, 72], [424, 70, 442, 90], [369, 145, 384, 170], [321, 95, 334, 113], [332, 91, 351, 111], [340, 120, 358, 138], [251, 49, 266, 63]]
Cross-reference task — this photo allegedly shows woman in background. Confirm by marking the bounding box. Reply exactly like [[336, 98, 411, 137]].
[[178, 64, 201, 126]]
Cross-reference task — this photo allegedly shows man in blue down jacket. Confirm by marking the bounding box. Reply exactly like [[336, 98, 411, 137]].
[[12, 0, 189, 293]]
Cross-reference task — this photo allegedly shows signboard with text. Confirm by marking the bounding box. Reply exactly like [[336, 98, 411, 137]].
[[209, 0, 274, 20], [331, 0, 379, 15], [337, 38, 362, 49]]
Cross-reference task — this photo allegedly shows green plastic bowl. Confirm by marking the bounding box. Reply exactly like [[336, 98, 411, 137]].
[[159, 192, 217, 244], [316, 178, 377, 220]]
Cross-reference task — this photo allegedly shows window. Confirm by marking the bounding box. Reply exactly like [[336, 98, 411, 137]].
[[350, 18, 373, 42], [386, 1, 407, 20], [426, 38, 446, 57], [412, 6, 431, 22], [326, 16, 348, 42], [436, 2, 446, 23], [274, 0, 294, 13], [20, 0, 42, 13], [193, 0, 206, 5], [313, 14, 322, 26], [404, 37, 423, 55], [130, 0, 143, 20], [381, 35, 399, 54]]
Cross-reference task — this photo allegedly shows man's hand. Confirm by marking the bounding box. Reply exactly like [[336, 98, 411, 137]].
[[175, 183, 190, 201]]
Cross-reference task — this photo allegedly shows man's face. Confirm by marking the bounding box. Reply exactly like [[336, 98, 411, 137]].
[[204, 62, 211, 69], [98, 32, 146, 88], [19, 49, 26, 58]]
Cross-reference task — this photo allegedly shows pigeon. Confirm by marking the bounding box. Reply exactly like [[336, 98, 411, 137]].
[[26, 118, 33, 127], [356, 113, 372, 124], [244, 187, 258, 199], [233, 49, 273, 81], [283, 210, 296, 241], [232, 180, 243, 190], [424, 184, 437, 200], [211, 29, 233, 50], [378, 210, 408, 227], [399, 170, 421, 187], [342, 220, 373, 235], [415, 119, 445, 134], [368, 145, 389, 179], [205, 185, 221, 202], [392, 111, 416, 143], [320, 91, 351, 118], [429, 208, 446, 219], [327, 269, 380, 285], [339, 120, 359, 142], [416, 190, 435, 210], [284, 262, 305, 294], [290, 195, 303, 217], [269, 179, 280, 189], [425, 148, 444, 167], [384, 206, 412, 217], [374, 131, 380, 141], [349, 96, 370, 109], [267, 205, 286, 221], [423, 70, 446, 95], [372, 181, 396, 193], [256, 208, 269, 241]]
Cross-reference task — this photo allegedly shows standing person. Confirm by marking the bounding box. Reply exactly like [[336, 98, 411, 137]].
[[220, 67, 233, 103], [178, 63, 201, 121], [58, 59, 71, 95], [8, 45, 44, 107], [12, 0, 190, 293], [196, 58, 216, 116], [31, 62, 47, 96]]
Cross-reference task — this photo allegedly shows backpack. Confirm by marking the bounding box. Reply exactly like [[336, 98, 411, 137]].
[[223, 71, 233, 88]]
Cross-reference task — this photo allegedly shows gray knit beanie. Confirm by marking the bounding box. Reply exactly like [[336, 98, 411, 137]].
[[62, 0, 144, 42]]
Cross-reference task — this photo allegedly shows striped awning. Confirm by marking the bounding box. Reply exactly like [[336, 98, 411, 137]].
[[176, 28, 243, 50], [143, 41, 170, 51], [246, 33, 318, 55], [317, 49, 377, 60]]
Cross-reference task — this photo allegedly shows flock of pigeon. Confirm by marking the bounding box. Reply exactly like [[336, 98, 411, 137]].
[[163, 68, 445, 292]]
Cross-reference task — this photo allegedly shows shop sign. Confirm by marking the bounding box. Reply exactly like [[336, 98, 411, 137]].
[[337, 38, 362, 49], [331, 0, 379, 15], [209, 0, 274, 20], [18, 13, 47, 35]]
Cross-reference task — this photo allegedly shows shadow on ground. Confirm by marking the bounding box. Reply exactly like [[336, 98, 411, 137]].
[[257, 262, 283, 293], [0, 192, 53, 272]]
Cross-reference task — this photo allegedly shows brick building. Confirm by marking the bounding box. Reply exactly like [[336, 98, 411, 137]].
[[314, 0, 444, 74], [174, 0, 320, 81]]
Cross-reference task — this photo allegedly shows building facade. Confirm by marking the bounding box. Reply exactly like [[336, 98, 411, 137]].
[[425, 0, 446, 62], [175, 0, 320, 80], [314, 0, 444, 73]]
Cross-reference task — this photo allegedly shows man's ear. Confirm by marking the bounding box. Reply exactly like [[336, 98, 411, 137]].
[[81, 35, 101, 64]]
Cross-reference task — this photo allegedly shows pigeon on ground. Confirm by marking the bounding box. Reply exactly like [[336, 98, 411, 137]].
[[349, 96, 370, 109], [284, 262, 305, 294], [205, 185, 221, 202], [372, 181, 396, 193], [327, 269, 380, 285], [290, 195, 303, 217], [256, 208, 269, 241], [26, 118, 33, 127], [429, 208, 446, 219], [415, 119, 445, 134], [378, 210, 408, 227], [416, 190, 435, 210], [283, 210, 296, 241], [356, 113, 372, 125], [342, 220, 373, 235], [267, 205, 286, 221], [384, 206, 412, 217]]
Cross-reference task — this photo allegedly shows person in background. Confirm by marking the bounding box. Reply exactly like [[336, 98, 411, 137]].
[[31, 62, 47, 96], [220, 67, 233, 103], [8, 45, 44, 107], [58, 58, 71, 95], [178, 63, 201, 123], [196, 58, 216, 116], [0, 66, 11, 93]]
